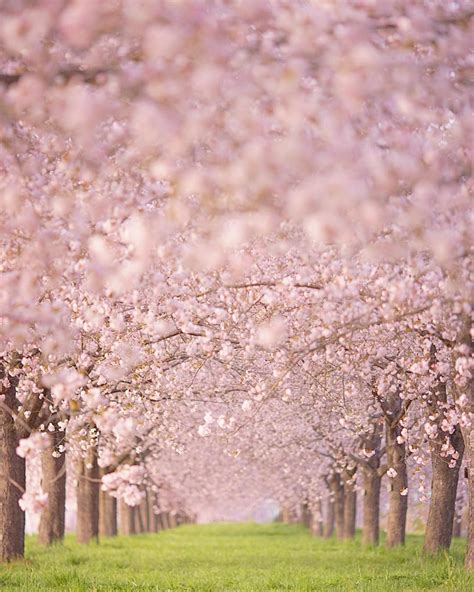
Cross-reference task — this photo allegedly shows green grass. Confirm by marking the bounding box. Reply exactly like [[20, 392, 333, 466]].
[[0, 523, 471, 591]]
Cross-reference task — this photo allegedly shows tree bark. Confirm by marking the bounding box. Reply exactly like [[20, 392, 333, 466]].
[[357, 420, 384, 546], [0, 376, 25, 561], [453, 490, 466, 537], [311, 499, 323, 537], [327, 473, 345, 540], [99, 489, 117, 537], [301, 499, 311, 529], [136, 501, 145, 533], [424, 425, 464, 554], [335, 486, 345, 540], [342, 467, 357, 539], [281, 506, 290, 524], [137, 494, 150, 533], [362, 468, 381, 546], [456, 313, 474, 569], [38, 428, 66, 545], [76, 445, 100, 544], [149, 491, 161, 532], [156, 512, 165, 531], [453, 513, 462, 537], [153, 511, 162, 532], [323, 497, 335, 538], [118, 499, 136, 535], [148, 491, 159, 532], [144, 491, 152, 532], [465, 431, 474, 568], [385, 415, 408, 547]]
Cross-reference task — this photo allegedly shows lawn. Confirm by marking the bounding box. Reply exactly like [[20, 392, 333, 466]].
[[0, 523, 471, 591]]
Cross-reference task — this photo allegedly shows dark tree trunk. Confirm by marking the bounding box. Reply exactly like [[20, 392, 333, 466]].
[[137, 494, 151, 533], [343, 486, 357, 540], [136, 502, 145, 533], [334, 486, 345, 540], [455, 313, 474, 569], [358, 421, 384, 546], [465, 435, 474, 569], [99, 489, 117, 537], [153, 510, 161, 532], [38, 428, 66, 545], [323, 497, 335, 538], [156, 512, 165, 531], [0, 377, 25, 562], [301, 500, 311, 529], [362, 468, 381, 546], [118, 499, 136, 535], [76, 446, 100, 544], [327, 473, 345, 540], [424, 425, 464, 554], [148, 491, 158, 532], [385, 416, 408, 547], [342, 467, 357, 539]]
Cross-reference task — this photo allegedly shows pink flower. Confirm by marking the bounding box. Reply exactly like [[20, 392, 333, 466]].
[[16, 433, 50, 459], [19, 490, 48, 513]]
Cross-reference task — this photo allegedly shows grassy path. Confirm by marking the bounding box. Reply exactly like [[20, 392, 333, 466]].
[[0, 523, 472, 591]]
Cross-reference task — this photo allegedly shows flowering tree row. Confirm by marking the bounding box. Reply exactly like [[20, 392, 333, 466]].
[[0, 0, 472, 569]]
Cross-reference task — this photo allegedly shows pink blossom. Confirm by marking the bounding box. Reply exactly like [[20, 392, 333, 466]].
[[19, 490, 48, 513], [16, 433, 50, 459]]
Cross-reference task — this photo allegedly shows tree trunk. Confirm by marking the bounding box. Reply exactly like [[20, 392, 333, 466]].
[[311, 499, 323, 537], [148, 491, 160, 532], [301, 500, 311, 528], [136, 502, 145, 533], [453, 513, 462, 537], [118, 499, 136, 535], [330, 474, 345, 540], [456, 313, 474, 569], [465, 431, 474, 568], [0, 378, 25, 562], [359, 420, 384, 546], [148, 492, 159, 532], [424, 425, 464, 554], [385, 418, 408, 547], [139, 494, 151, 532], [38, 428, 66, 545], [342, 468, 357, 539], [323, 497, 335, 538], [281, 506, 290, 524], [76, 446, 100, 544], [99, 489, 117, 537], [153, 510, 161, 532], [453, 490, 466, 537], [362, 468, 381, 546], [156, 512, 165, 530]]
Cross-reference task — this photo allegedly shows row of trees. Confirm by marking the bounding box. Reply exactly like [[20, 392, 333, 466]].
[[0, 0, 472, 570], [1, 256, 471, 563]]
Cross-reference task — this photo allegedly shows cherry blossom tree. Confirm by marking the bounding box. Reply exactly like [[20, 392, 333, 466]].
[[0, 0, 472, 570]]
